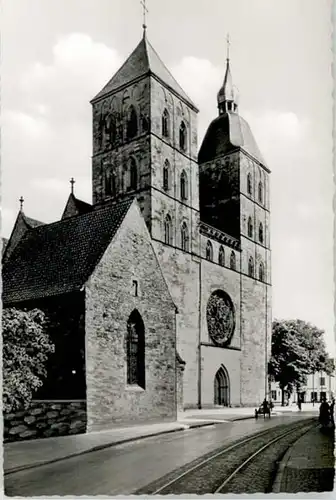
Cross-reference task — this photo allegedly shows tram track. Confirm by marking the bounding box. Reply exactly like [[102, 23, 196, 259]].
[[137, 418, 317, 495]]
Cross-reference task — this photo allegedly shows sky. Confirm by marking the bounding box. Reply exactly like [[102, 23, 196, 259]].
[[2, 0, 334, 353]]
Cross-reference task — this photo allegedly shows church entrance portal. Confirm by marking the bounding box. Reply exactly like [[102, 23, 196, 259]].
[[214, 366, 229, 406]]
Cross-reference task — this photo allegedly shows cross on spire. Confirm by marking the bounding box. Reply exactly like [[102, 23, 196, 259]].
[[226, 33, 231, 61], [70, 177, 75, 194], [19, 196, 24, 211], [140, 0, 148, 32]]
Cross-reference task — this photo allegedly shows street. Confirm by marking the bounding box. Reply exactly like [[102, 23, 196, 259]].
[[5, 414, 314, 496]]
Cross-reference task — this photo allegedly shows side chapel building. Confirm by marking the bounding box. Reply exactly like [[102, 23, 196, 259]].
[[3, 29, 272, 439]]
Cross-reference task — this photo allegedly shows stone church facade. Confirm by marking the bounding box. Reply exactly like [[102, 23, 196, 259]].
[[90, 32, 272, 409], [3, 31, 271, 441]]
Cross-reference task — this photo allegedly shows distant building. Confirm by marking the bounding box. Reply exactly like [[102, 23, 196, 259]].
[[270, 361, 335, 404]]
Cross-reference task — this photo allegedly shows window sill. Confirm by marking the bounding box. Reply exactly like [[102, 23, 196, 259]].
[[125, 385, 145, 392]]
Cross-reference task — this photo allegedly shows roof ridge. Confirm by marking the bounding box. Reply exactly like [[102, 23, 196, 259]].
[[145, 38, 195, 108], [91, 38, 147, 102], [32, 198, 133, 234]]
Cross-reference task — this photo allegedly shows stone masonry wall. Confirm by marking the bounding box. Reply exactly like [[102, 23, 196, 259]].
[[152, 242, 200, 408], [4, 401, 86, 442], [240, 277, 272, 406], [85, 201, 177, 431]]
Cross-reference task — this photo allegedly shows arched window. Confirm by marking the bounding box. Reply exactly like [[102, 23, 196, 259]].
[[247, 173, 252, 195], [164, 214, 172, 245], [181, 222, 189, 252], [126, 310, 145, 388], [163, 159, 170, 191], [230, 251, 236, 270], [259, 222, 264, 244], [206, 240, 213, 261], [179, 121, 187, 150], [259, 262, 265, 282], [248, 256, 254, 277], [180, 170, 188, 200], [258, 181, 263, 204], [127, 105, 138, 139], [129, 158, 137, 190], [218, 245, 225, 266], [162, 108, 170, 138], [248, 217, 253, 238]]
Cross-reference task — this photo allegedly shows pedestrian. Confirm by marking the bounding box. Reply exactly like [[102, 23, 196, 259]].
[[319, 399, 330, 428], [297, 398, 302, 411], [262, 398, 270, 419]]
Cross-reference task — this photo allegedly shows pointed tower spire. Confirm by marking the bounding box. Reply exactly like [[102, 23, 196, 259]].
[[217, 34, 238, 115]]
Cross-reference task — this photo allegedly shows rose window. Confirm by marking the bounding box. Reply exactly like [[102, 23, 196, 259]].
[[206, 290, 235, 346]]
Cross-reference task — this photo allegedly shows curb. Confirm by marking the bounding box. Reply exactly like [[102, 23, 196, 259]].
[[4, 421, 215, 476], [272, 424, 318, 493]]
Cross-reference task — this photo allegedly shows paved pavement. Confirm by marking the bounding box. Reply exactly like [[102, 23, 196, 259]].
[[4, 414, 312, 496], [273, 423, 335, 493], [4, 404, 318, 475]]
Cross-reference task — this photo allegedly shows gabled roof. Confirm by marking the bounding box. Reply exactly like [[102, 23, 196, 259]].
[[92, 34, 197, 110], [24, 215, 45, 228], [62, 193, 93, 219], [2, 237, 8, 256], [3, 199, 133, 305], [198, 111, 268, 169], [2, 212, 45, 263]]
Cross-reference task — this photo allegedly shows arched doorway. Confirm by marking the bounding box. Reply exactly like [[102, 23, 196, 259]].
[[214, 366, 230, 406]]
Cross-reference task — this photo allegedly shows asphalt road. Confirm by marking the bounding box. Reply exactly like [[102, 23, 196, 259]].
[[5, 414, 313, 496]]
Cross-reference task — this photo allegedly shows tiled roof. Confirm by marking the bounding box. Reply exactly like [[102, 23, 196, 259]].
[[62, 194, 93, 219], [92, 34, 197, 109], [198, 112, 267, 168], [24, 215, 45, 228], [3, 199, 133, 304]]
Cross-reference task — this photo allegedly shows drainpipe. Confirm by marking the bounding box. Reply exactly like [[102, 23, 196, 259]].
[[198, 256, 202, 409]]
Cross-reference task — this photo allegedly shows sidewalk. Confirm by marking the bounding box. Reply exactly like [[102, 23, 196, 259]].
[[5, 404, 317, 476], [4, 407, 258, 475], [273, 424, 335, 493]]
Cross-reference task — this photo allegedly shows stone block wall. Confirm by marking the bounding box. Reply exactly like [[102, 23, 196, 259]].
[[153, 241, 200, 408], [85, 201, 177, 431], [4, 401, 86, 442], [240, 276, 272, 406]]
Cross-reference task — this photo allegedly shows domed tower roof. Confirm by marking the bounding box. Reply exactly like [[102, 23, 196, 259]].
[[199, 36, 267, 168], [198, 112, 267, 166]]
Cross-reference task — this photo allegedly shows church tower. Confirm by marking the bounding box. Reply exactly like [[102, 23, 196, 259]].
[[198, 44, 272, 405], [90, 28, 201, 408], [90, 28, 199, 253]]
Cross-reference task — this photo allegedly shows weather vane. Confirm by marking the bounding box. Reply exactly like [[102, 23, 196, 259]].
[[140, 0, 148, 31]]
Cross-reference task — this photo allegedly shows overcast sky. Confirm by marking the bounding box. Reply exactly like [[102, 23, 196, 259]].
[[2, 0, 334, 353]]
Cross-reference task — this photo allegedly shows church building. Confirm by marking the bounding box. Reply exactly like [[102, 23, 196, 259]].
[[3, 28, 272, 441]]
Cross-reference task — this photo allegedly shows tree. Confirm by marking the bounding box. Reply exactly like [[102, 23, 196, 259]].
[[2, 307, 54, 413], [269, 319, 330, 405]]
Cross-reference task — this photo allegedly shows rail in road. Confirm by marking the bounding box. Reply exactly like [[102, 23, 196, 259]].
[[137, 419, 317, 495]]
